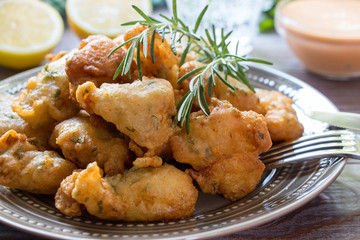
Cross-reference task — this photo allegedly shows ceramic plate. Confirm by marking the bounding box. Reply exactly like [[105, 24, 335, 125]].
[[0, 65, 346, 239]]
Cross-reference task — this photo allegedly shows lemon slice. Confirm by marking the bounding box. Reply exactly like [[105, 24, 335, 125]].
[[66, 0, 153, 39], [0, 0, 64, 70]]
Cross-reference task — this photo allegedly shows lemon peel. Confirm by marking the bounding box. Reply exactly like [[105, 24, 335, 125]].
[[66, 0, 152, 39], [0, 0, 64, 70]]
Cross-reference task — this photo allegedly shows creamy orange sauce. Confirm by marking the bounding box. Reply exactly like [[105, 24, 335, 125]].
[[276, 0, 360, 79]]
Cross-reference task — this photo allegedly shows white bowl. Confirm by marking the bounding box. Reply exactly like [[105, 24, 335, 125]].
[[275, 0, 360, 80]]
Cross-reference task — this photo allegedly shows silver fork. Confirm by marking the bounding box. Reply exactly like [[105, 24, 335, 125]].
[[259, 130, 360, 168]]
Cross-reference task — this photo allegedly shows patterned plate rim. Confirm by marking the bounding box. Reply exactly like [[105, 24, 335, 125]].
[[0, 64, 346, 240]]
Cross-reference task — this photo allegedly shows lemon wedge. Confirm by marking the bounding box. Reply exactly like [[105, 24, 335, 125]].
[[66, 0, 153, 39], [0, 0, 64, 70]]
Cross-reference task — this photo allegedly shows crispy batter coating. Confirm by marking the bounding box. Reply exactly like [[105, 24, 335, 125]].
[[49, 113, 131, 175], [171, 99, 271, 170], [132, 156, 162, 168], [11, 51, 79, 129], [123, 24, 180, 88], [213, 76, 263, 113], [170, 99, 271, 201], [256, 89, 304, 142], [0, 130, 76, 194], [0, 95, 51, 148], [76, 77, 175, 157], [55, 162, 198, 221], [66, 35, 137, 97], [179, 61, 262, 112], [187, 152, 265, 201], [55, 171, 83, 216]]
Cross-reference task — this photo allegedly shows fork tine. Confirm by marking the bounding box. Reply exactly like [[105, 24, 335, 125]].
[[260, 130, 358, 168], [261, 141, 355, 163], [264, 149, 355, 169], [260, 130, 354, 159]]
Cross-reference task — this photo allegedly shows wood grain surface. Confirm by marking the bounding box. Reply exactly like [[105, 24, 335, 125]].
[[0, 11, 360, 240]]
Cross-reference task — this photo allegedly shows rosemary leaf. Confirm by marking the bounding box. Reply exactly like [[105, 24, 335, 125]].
[[113, 59, 125, 80], [161, 27, 166, 42], [142, 29, 148, 59], [194, 5, 208, 33], [246, 58, 273, 65], [172, 0, 178, 24], [177, 65, 206, 84], [159, 13, 172, 22], [132, 5, 152, 22], [179, 41, 191, 67], [185, 99, 193, 134], [199, 84, 210, 114], [207, 69, 214, 97], [213, 68, 235, 90], [121, 20, 141, 26], [170, 32, 177, 55], [137, 42, 142, 81], [176, 90, 191, 110], [150, 30, 156, 63], [123, 41, 136, 76]]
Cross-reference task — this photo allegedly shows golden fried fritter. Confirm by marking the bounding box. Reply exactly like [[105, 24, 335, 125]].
[[171, 98, 271, 170], [171, 98, 271, 201], [66, 35, 137, 97], [0, 130, 76, 194], [11, 51, 79, 129], [55, 162, 198, 221], [76, 77, 175, 157], [123, 24, 180, 88], [0, 95, 51, 148], [187, 152, 265, 201], [213, 76, 263, 113], [256, 88, 304, 142], [49, 113, 131, 175]]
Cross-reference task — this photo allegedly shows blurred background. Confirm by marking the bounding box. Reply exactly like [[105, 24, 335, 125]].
[[0, 0, 279, 76]]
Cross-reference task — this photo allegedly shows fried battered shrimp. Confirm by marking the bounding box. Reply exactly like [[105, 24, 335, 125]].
[[256, 89, 304, 142], [66, 35, 137, 97], [171, 99, 272, 201], [0, 95, 51, 148], [179, 61, 262, 112], [49, 114, 131, 175], [123, 24, 180, 88], [55, 162, 198, 221], [0, 130, 76, 194], [11, 52, 79, 129], [76, 78, 175, 157]]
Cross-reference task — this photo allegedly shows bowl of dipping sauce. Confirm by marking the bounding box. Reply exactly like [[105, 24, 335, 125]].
[[275, 0, 360, 80]]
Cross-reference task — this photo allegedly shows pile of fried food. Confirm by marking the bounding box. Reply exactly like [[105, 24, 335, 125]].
[[0, 24, 303, 222]]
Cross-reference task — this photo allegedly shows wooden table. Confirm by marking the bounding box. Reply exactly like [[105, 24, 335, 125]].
[[1, 13, 360, 240]]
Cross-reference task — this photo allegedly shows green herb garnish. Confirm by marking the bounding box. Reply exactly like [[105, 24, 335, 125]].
[[109, 0, 271, 133], [108, 0, 199, 81]]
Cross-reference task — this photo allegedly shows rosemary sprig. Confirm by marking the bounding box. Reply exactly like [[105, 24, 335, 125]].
[[176, 24, 271, 133], [109, 0, 271, 134]]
